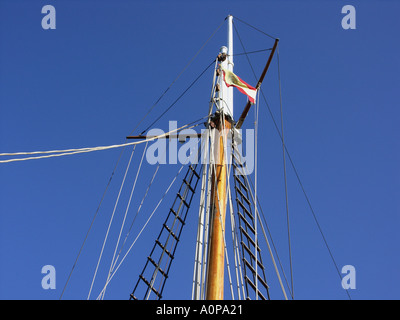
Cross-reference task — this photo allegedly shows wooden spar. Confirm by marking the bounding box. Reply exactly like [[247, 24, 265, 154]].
[[205, 116, 231, 300], [235, 38, 279, 129]]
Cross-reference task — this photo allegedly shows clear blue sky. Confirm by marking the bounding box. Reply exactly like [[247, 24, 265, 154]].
[[0, 0, 399, 300]]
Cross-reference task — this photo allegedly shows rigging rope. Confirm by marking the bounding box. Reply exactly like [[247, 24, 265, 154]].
[[128, 18, 226, 137], [234, 153, 292, 298], [277, 45, 294, 298], [200, 139, 214, 299], [233, 15, 278, 40], [224, 124, 245, 300], [140, 60, 215, 134], [233, 157, 289, 300], [233, 18, 351, 300], [257, 51, 352, 300], [233, 20, 290, 299], [192, 65, 218, 299], [233, 48, 272, 56], [59, 112, 197, 299], [84, 118, 203, 299], [227, 172, 246, 299], [0, 119, 206, 164], [254, 89, 260, 299], [94, 144, 199, 299], [219, 113, 247, 300], [59, 144, 126, 300], [87, 144, 137, 300], [110, 160, 162, 279], [101, 141, 149, 300], [53, 18, 225, 299]]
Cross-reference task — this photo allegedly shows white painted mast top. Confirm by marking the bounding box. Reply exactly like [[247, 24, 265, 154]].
[[218, 15, 234, 118]]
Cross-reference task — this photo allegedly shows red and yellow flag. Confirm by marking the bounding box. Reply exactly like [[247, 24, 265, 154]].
[[221, 68, 257, 104]]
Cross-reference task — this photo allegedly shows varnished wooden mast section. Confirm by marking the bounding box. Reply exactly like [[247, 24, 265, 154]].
[[206, 117, 231, 300]]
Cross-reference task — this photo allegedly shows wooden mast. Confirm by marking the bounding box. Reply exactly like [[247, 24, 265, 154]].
[[205, 15, 233, 300], [205, 114, 231, 300], [204, 16, 277, 300]]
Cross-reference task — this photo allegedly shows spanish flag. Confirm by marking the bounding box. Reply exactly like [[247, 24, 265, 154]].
[[221, 68, 257, 104]]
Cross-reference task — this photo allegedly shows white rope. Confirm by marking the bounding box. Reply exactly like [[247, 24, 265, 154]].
[[109, 159, 162, 282], [101, 141, 148, 300], [192, 64, 218, 300], [222, 124, 245, 299], [0, 147, 98, 157], [220, 113, 237, 299], [227, 175, 245, 300], [146, 139, 202, 300], [95, 158, 190, 300], [200, 133, 214, 299], [254, 90, 260, 299], [192, 129, 210, 300], [87, 144, 136, 300], [0, 121, 203, 164], [237, 156, 289, 300]]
